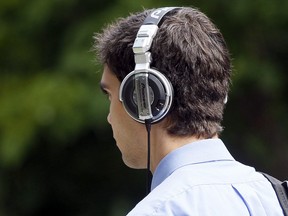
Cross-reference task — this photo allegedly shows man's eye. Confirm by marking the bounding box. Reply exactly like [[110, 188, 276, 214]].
[[101, 88, 109, 97], [103, 90, 111, 100], [106, 93, 111, 100], [99, 84, 111, 101]]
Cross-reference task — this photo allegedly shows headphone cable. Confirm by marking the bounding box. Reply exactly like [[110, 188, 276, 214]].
[[145, 120, 152, 195]]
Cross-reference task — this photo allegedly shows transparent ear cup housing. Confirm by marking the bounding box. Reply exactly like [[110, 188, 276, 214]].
[[119, 68, 173, 124]]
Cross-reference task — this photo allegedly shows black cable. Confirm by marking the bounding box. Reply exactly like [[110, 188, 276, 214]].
[[145, 120, 152, 195]]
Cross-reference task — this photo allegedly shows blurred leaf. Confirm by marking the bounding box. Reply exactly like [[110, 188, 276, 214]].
[[0, 72, 108, 167]]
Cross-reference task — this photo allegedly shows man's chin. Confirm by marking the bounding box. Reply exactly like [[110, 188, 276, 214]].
[[122, 156, 146, 170]]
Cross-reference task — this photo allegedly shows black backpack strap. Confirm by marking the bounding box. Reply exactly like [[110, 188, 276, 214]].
[[261, 172, 288, 216]]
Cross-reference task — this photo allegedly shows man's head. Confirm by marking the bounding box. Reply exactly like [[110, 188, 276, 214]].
[[95, 7, 231, 139]]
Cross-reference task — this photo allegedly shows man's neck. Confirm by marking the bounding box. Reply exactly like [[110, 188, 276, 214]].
[[149, 125, 206, 173]]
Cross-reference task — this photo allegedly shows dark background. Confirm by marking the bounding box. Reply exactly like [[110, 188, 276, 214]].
[[0, 0, 287, 215]]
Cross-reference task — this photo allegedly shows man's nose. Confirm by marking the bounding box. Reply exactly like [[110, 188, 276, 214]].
[[107, 112, 111, 124]]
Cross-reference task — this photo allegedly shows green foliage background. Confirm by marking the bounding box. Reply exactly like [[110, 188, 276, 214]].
[[0, 0, 287, 215]]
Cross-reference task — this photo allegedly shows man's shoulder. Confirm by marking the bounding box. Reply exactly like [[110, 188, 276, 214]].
[[127, 163, 284, 216], [127, 169, 200, 215], [127, 162, 240, 215]]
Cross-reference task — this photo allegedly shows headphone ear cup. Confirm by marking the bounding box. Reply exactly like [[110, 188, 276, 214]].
[[148, 73, 168, 117], [119, 73, 139, 121], [119, 69, 173, 124]]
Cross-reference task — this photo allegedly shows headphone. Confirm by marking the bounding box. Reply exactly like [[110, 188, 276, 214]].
[[119, 7, 178, 124]]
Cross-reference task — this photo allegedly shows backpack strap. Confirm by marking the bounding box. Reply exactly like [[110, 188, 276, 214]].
[[261, 172, 288, 216]]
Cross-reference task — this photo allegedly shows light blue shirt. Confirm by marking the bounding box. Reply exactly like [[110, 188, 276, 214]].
[[127, 139, 284, 215]]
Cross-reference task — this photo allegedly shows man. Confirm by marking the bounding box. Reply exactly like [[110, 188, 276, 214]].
[[94, 6, 284, 215]]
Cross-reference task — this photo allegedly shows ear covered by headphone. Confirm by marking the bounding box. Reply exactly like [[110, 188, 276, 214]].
[[119, 7, 178, 124]]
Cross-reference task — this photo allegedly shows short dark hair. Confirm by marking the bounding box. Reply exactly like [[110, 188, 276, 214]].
[[94, 7, 232, 138]]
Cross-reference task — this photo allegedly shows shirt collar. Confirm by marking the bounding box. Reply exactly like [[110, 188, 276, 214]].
[[151, 138, 235, 190]]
